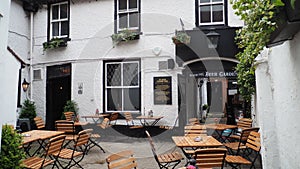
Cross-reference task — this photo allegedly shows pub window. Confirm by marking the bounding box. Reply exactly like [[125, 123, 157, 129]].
[[105, 61, 140, 112], [116, 0, 140, 31], [49, 1, 69, 39], [199, 0, 225, 25]]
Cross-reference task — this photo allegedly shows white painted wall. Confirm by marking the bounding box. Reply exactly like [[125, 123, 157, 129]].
[[0, 0, 12, 149], [28, 0, 242, 126], [255, 32, 300, 168]]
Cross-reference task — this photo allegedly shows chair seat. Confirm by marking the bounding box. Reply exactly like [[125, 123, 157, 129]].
[[65, 134, 78, 140], [54, 148, 83, 159], [225, 155, 251, 165], [223, 142, 246, 150], [90, 133, 101, 138], [158, 152, 183, 163], [22, 156, 54, 169], [229, 135, 241, 140]]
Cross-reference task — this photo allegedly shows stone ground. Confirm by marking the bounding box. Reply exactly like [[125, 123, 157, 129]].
[[74, 114, 262, 169], [43, 113, 262, 168]]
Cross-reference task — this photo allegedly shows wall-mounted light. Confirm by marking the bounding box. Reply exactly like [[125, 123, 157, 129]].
[[22, 78, 30, 92], [206, 31, 220, 49]]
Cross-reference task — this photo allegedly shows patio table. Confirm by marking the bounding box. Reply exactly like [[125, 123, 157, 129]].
[[136, 115, 164, 126], [81, 114, 110, 124], [205, 124, 237, 142], [21, 130, 64, 157]]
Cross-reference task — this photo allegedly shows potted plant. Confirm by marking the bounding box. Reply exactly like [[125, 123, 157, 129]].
[[172, 31, 191, 45], [0, 124, 26, 169], [19, 99, 37, 130], [111, 29, 140, 46], [43, 38, 68, 51], [61, 100, 79, 120], [200, 104, 209, 122]]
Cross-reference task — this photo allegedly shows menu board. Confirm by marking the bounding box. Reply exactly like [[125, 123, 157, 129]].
[[154, 76, 172, 105]]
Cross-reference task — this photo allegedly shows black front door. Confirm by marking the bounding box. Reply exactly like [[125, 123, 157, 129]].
[[46, 64, 71, 130], [207, 81, 223, 113]]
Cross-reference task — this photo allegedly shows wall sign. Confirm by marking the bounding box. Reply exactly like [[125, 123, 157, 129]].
[[189, 71, 237, 78], [154, 76, 172, 105]]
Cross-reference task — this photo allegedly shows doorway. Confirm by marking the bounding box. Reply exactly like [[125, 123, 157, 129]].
[[207, 81, 223, 113], [46, 64, 71, 130]]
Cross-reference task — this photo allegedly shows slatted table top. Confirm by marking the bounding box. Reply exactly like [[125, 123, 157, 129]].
[[81, 114, 110, 118], [172, 136, 223, 148], [205, 124, 238, 130], [136, 115, 164, 120], [22, 130, 64, 145]]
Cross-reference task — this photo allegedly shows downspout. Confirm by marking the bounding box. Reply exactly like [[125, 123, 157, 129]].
[[29, 12, 33, 100]]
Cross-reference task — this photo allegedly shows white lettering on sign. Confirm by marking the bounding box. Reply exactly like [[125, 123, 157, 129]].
[[190, 71, 237, 77]]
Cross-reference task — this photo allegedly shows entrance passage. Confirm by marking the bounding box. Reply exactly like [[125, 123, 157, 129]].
[[46, 64, 71, 130], [207, 81, 223, 113]]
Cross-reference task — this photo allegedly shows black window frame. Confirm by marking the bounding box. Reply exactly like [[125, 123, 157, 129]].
[[195, 0, 228, 27], [47, 0, 71, 42], [114, 0, 141, 33]]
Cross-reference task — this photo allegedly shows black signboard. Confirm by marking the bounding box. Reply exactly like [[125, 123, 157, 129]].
[[154, 76, 172, 105]]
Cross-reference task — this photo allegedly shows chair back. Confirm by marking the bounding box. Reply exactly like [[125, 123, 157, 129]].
[[55, 120, 75, 135], [194, 148, 227, 169], [237, 118, 252, 129], [245, 131, 261, 152], [46, 135, 66, 156], [34, 116, 45, 129], [109, 112, 119, 125], [64, 112, 75, 121], [184, 125, 207, 136], [239, 127, 260, 143], [145, 130, 158, 160], [98, 118, 110, 129], [124, 112, 133, 124], [106, 150, 138, 169], [188, 118, 200, 125], [75, 129, 92, 147]]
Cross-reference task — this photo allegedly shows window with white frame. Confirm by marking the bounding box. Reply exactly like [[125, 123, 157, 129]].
[[105, 61, 140, 112], [117, 0, 140, 31], [50, 1, 69, 38], [199, 0, 224, 25]]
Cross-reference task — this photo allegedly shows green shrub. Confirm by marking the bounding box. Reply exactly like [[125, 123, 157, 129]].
[[0, 125, 25, 169], [61, 100, 79, 119], [19, 99, 37, 127]]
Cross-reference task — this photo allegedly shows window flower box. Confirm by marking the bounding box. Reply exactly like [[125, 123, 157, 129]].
[[111, 29, 140, 45], [172, 31, 191, 45], [43, 38, 69, 51]]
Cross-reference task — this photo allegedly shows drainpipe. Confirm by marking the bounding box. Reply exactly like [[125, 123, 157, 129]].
[[29, 12, 33, 100]]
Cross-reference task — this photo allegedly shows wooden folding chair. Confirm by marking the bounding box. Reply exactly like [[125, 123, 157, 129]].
[[224, 127, 260, 155], [194, 148, 227, 169], [184, 125, 207, 137], [225, 131, 261, 169], [34, 116, 45, 130], [97, 118, 111, 129], [53, 129, 92, 169], [22, 135, 66, 169], [188, 118, 200, 125], [124, 112, 143, 129], [109, 112, 119, 125], [55, 120, 77, 148], [64, 111, 75, 121], [106, 150, 138, 169], [145, 130, 183, 169], [222, 118, 253, 140]]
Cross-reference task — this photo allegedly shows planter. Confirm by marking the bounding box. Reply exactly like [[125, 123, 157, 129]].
[[43, 38, 70, 51], [267, 0, 300, 47], [111, 29, 140, 45]]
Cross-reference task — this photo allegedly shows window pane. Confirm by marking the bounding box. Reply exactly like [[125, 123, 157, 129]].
[[200, 0, 210, 3], [107, 88, 122, 111], [124, 88, 140, 111], [119, 0, 127, 10], [129, 0, 137, 9], [213, 4, 223, 22], [52, 22, 59, 36], [107, 64, 121, 86], [129, 12, 138, 28], [212, 0, 222, 2], [60, 4, 68, 19], [123, 63, 138, 86], [200, 5, 211, 23], [61, 21, 69, 36], [119, 13, 128, 29], [52, 5, 59, 20]]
